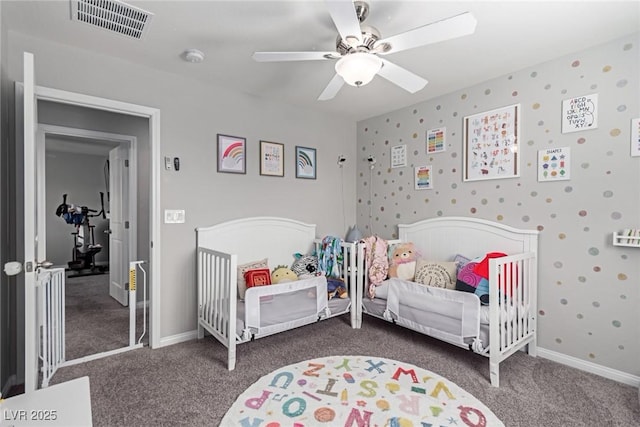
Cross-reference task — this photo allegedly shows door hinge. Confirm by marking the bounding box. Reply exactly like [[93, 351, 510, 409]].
[[125, 221, 130, 229], [124, 159, 129, 167]]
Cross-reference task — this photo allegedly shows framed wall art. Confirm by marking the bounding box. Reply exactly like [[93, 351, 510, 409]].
[[632, 118, 640, 157], [295, 146, 316, 179], [426, 127, 446, 153], [414, 165, 433, 190], [391, 144, 407, 168], [217, 134, 246, 174], [562, 93, 598, 133], [260, 141, 284, 177], [538, 147, 570, 182], [463, 104, 520, 182]]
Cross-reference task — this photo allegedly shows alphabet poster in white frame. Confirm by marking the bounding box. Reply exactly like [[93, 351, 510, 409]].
[[391, 144, 407, 168], [463, 104, 520, 181], [562, 93, 598, 133], [538, 147, 570, 182], [632, 118, 640, 157]]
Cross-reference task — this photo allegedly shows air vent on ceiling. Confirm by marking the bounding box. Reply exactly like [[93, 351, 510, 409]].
[[70, 0, 153, 40]]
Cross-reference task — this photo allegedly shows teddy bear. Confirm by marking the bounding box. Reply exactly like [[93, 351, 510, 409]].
[[271, 265, 298, 284], [387, 242, 419, 281]]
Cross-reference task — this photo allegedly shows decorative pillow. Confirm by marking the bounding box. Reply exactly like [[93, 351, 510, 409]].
[[245, 268, 272, 288], [474, 278, 490, 305], [453, 254, 471, 276], [472, 252, 508, 279], [414, 260, 457, 289], [456, 261, 484, 291], [237, 258, 268, 300]]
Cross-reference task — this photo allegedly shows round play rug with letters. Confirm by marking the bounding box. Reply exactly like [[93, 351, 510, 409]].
[[221, 355, 504, 426]]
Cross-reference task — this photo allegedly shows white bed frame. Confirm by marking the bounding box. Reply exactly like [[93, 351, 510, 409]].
[[196, 217, 356, 370], [355, 216, 539, 387]]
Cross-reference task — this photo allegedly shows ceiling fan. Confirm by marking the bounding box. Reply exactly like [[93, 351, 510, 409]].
[[252, 0, 477, 101]]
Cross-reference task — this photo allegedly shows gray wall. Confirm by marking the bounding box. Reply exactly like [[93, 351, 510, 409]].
[[45, 148, 110, 267], [357, 34, 640, 378], [6, 32, 357, 340]]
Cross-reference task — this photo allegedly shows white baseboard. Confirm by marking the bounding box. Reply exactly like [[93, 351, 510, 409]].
[[538, 347, 640, 387], [158, 330, 198, 348]]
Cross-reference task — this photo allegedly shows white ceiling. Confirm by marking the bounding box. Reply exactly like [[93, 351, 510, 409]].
[[4, 1, 639, 121]]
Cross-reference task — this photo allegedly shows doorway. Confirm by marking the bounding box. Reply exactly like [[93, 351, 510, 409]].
[[40, 124, 140, 361], [16, 61, 162, 391]]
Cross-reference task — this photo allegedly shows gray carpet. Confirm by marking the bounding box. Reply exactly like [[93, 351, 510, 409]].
[[51, 314, 639, 426], [65, 272, 146, 361]]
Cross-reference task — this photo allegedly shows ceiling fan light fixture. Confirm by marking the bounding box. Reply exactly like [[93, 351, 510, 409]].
[[335, 52, 382, 87]]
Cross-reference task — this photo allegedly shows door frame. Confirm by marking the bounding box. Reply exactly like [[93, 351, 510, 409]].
[[37, 124, 138, 303], [18, 84, 162, 385]]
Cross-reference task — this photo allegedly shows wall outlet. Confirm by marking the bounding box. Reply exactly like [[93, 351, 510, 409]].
[[164, 209, 185, 224]]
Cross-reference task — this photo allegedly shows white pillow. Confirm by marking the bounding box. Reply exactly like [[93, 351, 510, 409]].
[[414, 260, 457, 290]]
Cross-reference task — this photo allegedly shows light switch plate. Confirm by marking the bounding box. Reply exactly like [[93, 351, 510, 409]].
[[164, 156, 172, 170], [164, 209, 185, 223]]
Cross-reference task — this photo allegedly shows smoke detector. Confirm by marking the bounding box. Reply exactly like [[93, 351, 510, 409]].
[[183, 49, 205, 63], [70, 0, 153, 40]]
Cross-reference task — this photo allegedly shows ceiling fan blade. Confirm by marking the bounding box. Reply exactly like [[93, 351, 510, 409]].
[[374, 12, 477, 55], [252, 51, 339, 62], [318, 74, 345, 101], [325, 0, 362, 45], [377, 59, 428, 94]]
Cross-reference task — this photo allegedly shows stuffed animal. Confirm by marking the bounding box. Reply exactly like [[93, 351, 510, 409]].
[[388, 242, 419, 281], [291, 253, 319, 279], [327, 277, 348, 299], [271, 265, 298, 284]]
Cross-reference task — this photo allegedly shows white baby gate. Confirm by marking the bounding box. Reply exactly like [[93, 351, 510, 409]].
[[37, 261, 148, 388], [37, 267, 66, 388]]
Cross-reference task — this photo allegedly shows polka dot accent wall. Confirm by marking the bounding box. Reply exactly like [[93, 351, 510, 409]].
[[356, 35, 639, 376]]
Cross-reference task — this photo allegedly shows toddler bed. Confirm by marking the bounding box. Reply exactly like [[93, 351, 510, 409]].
[[196, 217, 356, 370], [356, 216, 538, 386]]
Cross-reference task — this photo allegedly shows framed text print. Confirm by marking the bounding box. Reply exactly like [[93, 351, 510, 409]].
[[426, 127, 446, 153], [632, 118, 640, 157], [295, 146, 316, 179], [391, 144, 407, 168], [414, 165, 433, 190], [463, 104, 520, 181], [260, 141, 284, 177], [562, 93, 598, 133], [217, 134, 246, 174]]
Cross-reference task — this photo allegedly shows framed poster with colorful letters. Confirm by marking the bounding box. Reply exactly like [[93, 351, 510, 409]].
[[562, 93, 598, 133], [426, 127, 446, 153], [463, 104, 520, 181], [538, 147, 570, 182], [260, 141, 284, 177], [632, 118, 640, 157], [414, 165, 433, 190]]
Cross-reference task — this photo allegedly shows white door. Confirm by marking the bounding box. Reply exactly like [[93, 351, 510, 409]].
[[23, 51, 42, 392], [108, 145, 130, 306]]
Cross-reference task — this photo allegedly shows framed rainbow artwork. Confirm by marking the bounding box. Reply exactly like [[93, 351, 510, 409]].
[[414, 165, 433, 190], [217, 134, 246, 174], [295, 146, 316, 179]]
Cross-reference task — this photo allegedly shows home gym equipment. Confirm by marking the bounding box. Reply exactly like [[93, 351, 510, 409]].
[[55, 192, 108, 277]]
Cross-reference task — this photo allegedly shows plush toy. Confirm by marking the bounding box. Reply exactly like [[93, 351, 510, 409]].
[[327, 277, 348, 299], [271, 265, 298, 284], [291, 253, 319, 279], [388, 242, 419, 281]]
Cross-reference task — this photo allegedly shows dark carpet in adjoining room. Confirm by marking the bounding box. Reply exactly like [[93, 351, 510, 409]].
[[51, 315, 639, 426], [65, 272, 146, 361]]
